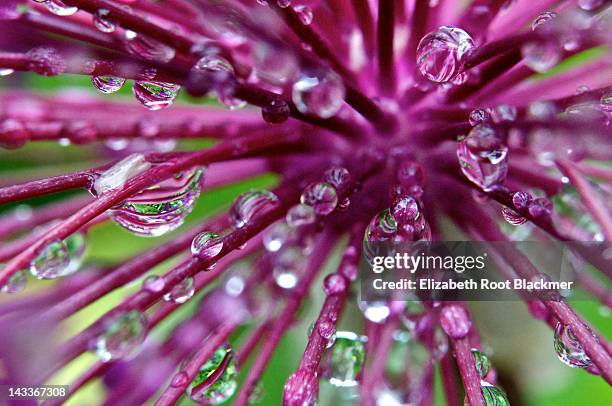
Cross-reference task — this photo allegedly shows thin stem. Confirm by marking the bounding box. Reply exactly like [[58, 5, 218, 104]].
[[556, 160, 612, 240], [350, 0, 375, 56], [377, 0, 396, 94]]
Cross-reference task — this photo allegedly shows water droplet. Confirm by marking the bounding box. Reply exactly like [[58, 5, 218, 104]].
[[105, 137, 129, 151], [171, 371, 189, 387], [0, 119, 29, 149], [358, 300, 390, 323], [45, 0, 78, 16], [26, 47, 66, 76], [91, 75, 125, 93], [300, 182, 338, 216], [125, 30, 175, 63], [527, 197, 552, 218], [457, 125, 508, 191], [95, 310, 147, 362], [142, 274, 165, 292], [527, 101, 557, 119], [108, 167, 204, 237], [93, 9, 116, 33], [294, 5, 313, 25], [286, 204, 316, 227], [578, 0, 603, 11], [416, 26, 475, 83], [491, 104, 517, 123], [30, 233, 86, 279], [93, 154, 151, 196], [365, 209, 398, 242], [469, 109, 490, 126], [163, 277, 195, 304], [273, 247, 306, 289], [187, 344, 239, 404], [465, 382, 510, 406], [262, 99, 290, 124], [323, 166, 351, 191], [229, 189, 279, 229], [0, 68, 14, 76], [263, 221, 292, 252], [0, 270, 26, 294], [521, 40, 561, 73], [191, 231, 224, 259], [133, 81, 180, 110], [391, 196, 420, 225], [323, 331, 365, 387], [532, 11, 557, 30], [501, 207, 527, 225], [323, 273, 347, 295], [292, 71, 346, 118], [277, 0, 291, 8], [471, 348, 490, 378]]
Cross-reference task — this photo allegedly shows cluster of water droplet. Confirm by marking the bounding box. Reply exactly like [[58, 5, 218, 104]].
[[186, 344, 239, 404]]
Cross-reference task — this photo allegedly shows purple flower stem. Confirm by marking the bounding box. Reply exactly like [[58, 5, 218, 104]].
[[488, 0, 558, 40], [440, 351, 461, 406], [440, 304, 485, 406], [293, 225, 363, 375], [575, 163, 612, 182], [556, 159, 612, 240], [377, 0, 396, 95], [457, 0, 505, 40], [0, 171, 93, 205], [0, 130, 303, 286], [361, 315, 401, 406], [416, 358, 435, 406], [233, 232, 335, 406], [350, 0, 375, 56], [0, 195, 91, 239], [406, 0, 430, 64], [154, 321, 238, 406], [574, 270, 612, 309], [461, 31, 537, 71]]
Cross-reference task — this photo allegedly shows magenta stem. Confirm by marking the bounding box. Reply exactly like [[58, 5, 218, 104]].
[[556, 160, 612, 240], [233, 232, 335, 406], [377, 0, 396, 94], [350, 0, 375, 56]]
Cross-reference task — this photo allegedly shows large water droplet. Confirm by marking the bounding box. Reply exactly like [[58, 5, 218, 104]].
[[300, 182, 338, 216], [416, 26, 475, 83], [30, 233, 86, 279], [91, 75, 126, 94], [93, 9, 116, 33], [532, 11, 557, 30], [187, 344, 239, 404], [292, 71, 345, 118], [457, 125, 508, 191], [273, 247, 306, 289], [229, 189, 279, 229], [125, 30, 175, 63], [521, 40, 561, 73], [191, 231, 224, 259], [133, 81, 180, 110], [554, 322, 597, 369], [501, 207, 527, 225], [95, 311, 147, 362], [0, 270, 26, 294], [323, 331, 365, 387], [163, 277, 195, 304], [286, 204, 316, 227], [464, 382, 510, 406], [45, 0, 78, 16], [108, 167, 204, 237]]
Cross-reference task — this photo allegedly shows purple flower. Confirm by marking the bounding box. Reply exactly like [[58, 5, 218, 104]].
[[0, 1, 611, 405]]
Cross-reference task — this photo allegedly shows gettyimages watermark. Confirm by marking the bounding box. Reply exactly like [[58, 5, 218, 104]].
[[360, 241, 611, 302]]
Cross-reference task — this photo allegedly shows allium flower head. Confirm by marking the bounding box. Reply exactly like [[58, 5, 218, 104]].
[[0, 0, 611, 405]]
